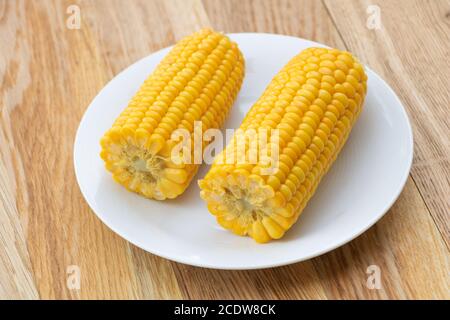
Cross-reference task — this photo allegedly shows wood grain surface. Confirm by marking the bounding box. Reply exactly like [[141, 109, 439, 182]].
[[0, 0, 449, 299]]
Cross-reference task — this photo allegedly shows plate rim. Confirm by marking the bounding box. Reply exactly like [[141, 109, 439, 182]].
[[73, 32, 414, 270]]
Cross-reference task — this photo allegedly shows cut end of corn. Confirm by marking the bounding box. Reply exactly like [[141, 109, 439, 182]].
[[100, 28, 245, 200], [101, 138, 188, 200], [199, 47, 367, 243]]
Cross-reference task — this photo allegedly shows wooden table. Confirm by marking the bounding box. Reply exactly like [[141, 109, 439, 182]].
[[1, 0, 449, 299]]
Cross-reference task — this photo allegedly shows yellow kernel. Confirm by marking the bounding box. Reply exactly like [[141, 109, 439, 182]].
[[334, 69, 346, 83]]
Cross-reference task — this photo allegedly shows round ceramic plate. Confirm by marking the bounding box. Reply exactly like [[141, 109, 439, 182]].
[[74, 33, 413, 270]]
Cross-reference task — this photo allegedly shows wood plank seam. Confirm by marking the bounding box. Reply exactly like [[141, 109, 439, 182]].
[[410, 175, 450, 252]]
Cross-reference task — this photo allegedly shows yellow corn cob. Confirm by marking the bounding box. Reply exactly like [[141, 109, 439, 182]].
[[100, 29, 245, 200], [199, 47, 367, 243]]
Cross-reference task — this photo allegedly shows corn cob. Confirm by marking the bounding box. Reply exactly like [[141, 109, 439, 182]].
[[199, 47, 367, 243], [100, 29, 245, 200]]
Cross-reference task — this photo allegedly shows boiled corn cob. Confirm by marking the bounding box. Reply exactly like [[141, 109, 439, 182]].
[[199, 47, 367, 243], [100, 29, 245, 200]]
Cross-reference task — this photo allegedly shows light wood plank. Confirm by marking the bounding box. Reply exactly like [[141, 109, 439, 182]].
[[164, 0, 211, 39], [172, 261, 327, 299], [323, 0, 450, 247], [0, 0, 39, 300], [203, 0, 346, 49], [7, 0, 142, 299]]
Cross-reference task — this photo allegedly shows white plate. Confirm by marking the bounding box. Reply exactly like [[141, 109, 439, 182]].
[[74, 33, 413, 270]]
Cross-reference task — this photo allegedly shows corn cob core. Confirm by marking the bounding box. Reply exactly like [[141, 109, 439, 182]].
[[199, 47, 367, 243], [100, 29, 245, 200]]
